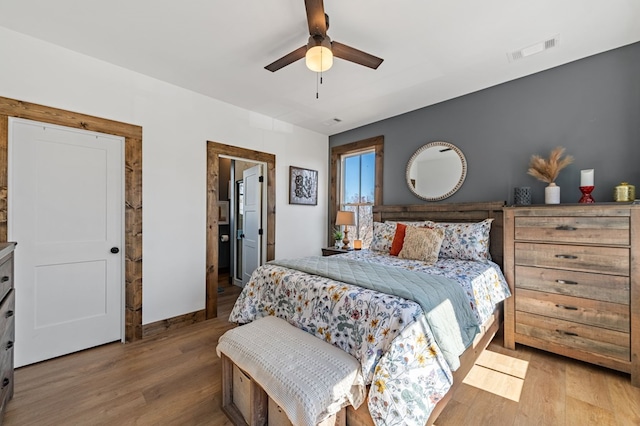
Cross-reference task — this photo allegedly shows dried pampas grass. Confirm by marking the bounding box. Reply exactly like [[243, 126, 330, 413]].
[[528, 147, 574, 184]]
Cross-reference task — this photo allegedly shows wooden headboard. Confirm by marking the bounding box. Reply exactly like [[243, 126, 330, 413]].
[[373, 201, 506, 267]]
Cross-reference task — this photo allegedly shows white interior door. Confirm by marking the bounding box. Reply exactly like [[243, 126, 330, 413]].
[[9, 118, 124, 367], [242, 165, 262, 285]]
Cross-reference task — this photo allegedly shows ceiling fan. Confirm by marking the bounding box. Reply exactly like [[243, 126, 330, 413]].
[[264, 0, 384, 73]]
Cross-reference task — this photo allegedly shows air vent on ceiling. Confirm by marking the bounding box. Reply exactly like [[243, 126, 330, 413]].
[[322, 118, 343, 126], [508, 35, 560, 62]]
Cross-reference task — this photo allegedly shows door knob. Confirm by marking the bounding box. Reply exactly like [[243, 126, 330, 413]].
[[110, 247, 120, 254]]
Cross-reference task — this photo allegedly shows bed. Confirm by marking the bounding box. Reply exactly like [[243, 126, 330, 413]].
[[228, 202, 510, 426]]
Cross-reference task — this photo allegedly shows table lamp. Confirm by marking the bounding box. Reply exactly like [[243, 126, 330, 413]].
[[335, 211, 356, 250]]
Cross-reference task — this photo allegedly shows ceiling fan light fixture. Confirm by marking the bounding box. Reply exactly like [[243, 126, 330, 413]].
[[306, 35, 333, 72]]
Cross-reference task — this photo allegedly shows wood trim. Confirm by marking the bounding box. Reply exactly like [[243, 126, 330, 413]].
[[0, 116, 8, 241], [206, 145, 220, 319], [206, 141, 276, 319], [142, 309, 206, 338], [124, 136, 143, 342], [0, 96, 143, 342], [329, 136, 383, 245], [0, 97, 142, 140]]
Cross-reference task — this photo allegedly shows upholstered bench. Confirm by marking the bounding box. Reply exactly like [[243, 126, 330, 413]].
[[216, 315, 365, 426]]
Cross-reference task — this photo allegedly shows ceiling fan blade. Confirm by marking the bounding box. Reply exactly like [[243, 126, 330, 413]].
[[332, 41, 384, 70], [305, 0, 327, 37], [264, 46, 307, 72]]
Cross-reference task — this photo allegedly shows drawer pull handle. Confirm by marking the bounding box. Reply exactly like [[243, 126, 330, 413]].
[[556, 304, 578, 310], [555, 225, 577, 231], [5, 310, 13, 318], [5, 341, 13, 350], [555, 254, 578, 259], [1, 378, 9, 389], [0, 276, 8, 283], [556, 329, 579, 337], [556, 279, 578, 285]]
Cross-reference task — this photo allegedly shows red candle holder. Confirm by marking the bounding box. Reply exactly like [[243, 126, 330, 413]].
[[579, 186, 595, 203]]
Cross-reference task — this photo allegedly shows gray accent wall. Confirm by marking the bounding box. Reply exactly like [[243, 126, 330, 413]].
[[329, 42, 640, 206]]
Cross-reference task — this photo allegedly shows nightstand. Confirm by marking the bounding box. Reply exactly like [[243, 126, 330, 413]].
[[321, 247, 350, 256]]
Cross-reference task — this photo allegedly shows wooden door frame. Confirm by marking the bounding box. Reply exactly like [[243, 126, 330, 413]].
[[0, 96, 144, 342], [206, 141, 275, 318]]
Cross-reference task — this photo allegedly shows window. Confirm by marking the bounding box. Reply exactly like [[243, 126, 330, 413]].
[[330, 136, 383, 249], [340, 150, 375, 247]]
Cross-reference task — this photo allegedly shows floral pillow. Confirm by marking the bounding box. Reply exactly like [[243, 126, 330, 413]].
[[370, 221, 397, 252], [400, 221, 433, 227], [398, 226, 445, 265], [431, 219, 494, 261]]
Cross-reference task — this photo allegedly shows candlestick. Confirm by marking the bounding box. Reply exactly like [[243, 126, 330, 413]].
[[580, 169, 594, 187], [579, 186, 595, 203]]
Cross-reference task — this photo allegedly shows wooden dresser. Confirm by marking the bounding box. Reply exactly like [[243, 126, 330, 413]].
[[0, 242, 16, 418], [503, 204, 639, 386]]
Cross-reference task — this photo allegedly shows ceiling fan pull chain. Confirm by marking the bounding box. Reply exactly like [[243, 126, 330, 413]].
[[316, 72, 319, 99]]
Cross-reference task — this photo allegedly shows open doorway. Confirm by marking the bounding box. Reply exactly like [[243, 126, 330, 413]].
[[218, 158, 265, 289], [206, 141, 275, 318]]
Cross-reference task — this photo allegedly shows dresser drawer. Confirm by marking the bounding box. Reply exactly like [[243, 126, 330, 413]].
[[0, 258, 13, 306], [515, 242, 629, 276], [0, 353, 12, 417], [514, 266, 629, 305], [0, 291, 14, 335], [0, 290, 14, 415], [516, 311, 630, 362], [514, 216, 629, 245], [515, 288, 629, 332]]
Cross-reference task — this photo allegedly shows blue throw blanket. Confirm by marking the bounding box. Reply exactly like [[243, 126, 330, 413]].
[[269, 256, 480, 370]]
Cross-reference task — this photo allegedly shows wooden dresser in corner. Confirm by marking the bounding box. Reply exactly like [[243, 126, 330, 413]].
[[0, 242, 16, 419], [503, 204, 639, 387]]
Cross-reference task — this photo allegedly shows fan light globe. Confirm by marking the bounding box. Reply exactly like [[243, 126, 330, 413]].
[[306, 37, 333, 72]]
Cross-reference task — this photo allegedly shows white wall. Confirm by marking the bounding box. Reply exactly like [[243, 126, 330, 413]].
[[0, 27, 329, 324]]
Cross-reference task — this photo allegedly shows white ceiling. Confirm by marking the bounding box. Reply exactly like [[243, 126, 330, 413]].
[[1, 1, 639, 136]]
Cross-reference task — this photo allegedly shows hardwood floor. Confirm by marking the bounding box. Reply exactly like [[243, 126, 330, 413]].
[[435, 334, 640, 425], [4, 283, 243, 426], [5, 285, 640, 426]]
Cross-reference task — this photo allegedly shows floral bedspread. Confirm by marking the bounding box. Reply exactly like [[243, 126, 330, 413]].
[[340, 250, 511, 325], [229, 251, 510, 426]]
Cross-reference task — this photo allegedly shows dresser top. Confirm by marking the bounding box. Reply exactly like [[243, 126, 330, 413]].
[[0, 242, 16, 260], [504, 203, 638, 216]]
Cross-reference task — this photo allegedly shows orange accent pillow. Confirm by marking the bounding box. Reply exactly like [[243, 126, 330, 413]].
[[389, 223, 407, 256]]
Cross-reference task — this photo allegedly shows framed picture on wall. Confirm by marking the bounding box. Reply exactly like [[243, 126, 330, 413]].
[[289, 166, 318, 205], [217, 200, 229, 224]]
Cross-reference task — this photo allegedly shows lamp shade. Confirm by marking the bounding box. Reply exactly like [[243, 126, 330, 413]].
[[335, 210, 356, 226], [306, 35, 333, 72]]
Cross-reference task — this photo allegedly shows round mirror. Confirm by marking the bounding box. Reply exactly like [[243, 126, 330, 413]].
[[406, 141, 467, 201]]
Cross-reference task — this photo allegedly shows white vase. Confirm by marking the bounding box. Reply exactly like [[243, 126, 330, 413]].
[[545, 182, 560, 204]]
